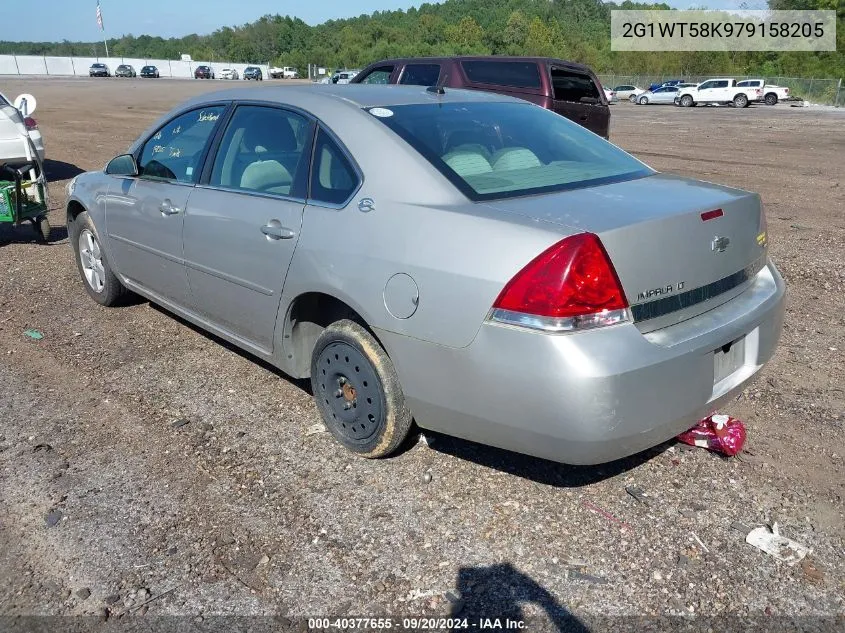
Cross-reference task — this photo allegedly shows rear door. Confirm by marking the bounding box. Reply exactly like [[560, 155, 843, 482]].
[[713, 80, 732, 101], [549, 65, 609, 138], [183, 104, 315, 353]]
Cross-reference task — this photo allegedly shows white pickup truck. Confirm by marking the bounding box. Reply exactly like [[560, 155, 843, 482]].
[[269, 66, 299, 79], [736, 79, 791, 105], [674, 78, 763, 108]]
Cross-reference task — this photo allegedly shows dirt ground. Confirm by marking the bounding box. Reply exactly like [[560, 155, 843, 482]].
[[0, 77, 843, 631]]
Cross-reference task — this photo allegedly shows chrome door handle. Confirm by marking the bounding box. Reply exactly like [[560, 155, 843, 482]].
[[260, 223, 296, 240], [159, 199, 180, 216]]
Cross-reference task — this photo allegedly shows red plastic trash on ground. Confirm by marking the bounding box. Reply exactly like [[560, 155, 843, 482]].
[[677, 414, 746, 456]]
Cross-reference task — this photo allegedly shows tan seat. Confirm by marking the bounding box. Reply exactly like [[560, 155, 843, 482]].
[[240, 159, 292, 194]]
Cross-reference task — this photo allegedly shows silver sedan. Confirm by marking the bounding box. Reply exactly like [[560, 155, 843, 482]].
[[636, 86, 680, 105], [66, 85, 785, 465]]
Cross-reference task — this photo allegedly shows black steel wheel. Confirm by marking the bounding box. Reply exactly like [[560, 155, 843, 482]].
[[311, 319, 412, 458], [764, 92, 778, 106]]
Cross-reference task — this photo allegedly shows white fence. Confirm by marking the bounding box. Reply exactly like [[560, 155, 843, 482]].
[[0, 54, 269, 79]]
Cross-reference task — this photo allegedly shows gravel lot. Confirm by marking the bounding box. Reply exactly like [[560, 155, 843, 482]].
[[0, 78, 843, 631]]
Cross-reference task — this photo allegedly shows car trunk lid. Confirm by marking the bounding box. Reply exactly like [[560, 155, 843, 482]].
[[484, 173, 768, 332]]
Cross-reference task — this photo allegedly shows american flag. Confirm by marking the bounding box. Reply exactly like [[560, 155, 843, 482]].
[[96, 1, 104, 30]]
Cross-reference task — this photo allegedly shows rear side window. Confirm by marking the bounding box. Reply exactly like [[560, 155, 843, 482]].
[[551, 68, 600, 103], [714, 80, 729, 88], [400, 64, 441, 86], [358, 65, 394, 84], [461, 61, 541, 89], [309, 129, 359, 205]]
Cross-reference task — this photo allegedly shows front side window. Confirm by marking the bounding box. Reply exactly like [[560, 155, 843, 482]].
[[210, 105, 313, 197], [461, 61, 541, 89], [137, 105, 225, 183], [551, 68, 600, 102], [309, 128, 359, 205], [368, 102, 652, 201], [358, 66, 394, 84], [698, 81, 713, 90], [400, 64, 441, 86]]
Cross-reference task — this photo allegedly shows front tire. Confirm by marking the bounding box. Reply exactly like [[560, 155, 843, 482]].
[[764, 92, 778, 106], [638, 96, 649, 105], [70, 211, 126, 306], [680, 95, 694, 107], [310, 319, 413, 458], [733, 94, 749, 108]]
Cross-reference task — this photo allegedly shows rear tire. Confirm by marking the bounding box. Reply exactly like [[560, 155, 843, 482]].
[[733, 94, 749, 108], [310, 319, 413, 458], [69, 211, 126, 306], [764, 93, 778, 106]]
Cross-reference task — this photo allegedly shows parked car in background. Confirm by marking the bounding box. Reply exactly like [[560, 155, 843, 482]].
[[89, 63, 111, 77], [736, 79, 790, 105], [648, 79, 684, 91], [603, 87, 617, 103], [194, 65, 215, 79], [636, 85, 680, 105], [244, 66, 263, 81], [331, 70, 359, 84], [675, 79, 762, 108], [65, 84, 784, 465], [270, 66, 299, 79], [220, 68, 239, 80], [351, 56, 610, 139], [115, 64, 136, 78], [0, 91, 44, 164], [140, 65, 160, 78], [613, 85, 644, 101]]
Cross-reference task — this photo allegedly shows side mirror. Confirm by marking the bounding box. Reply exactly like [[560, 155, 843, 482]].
[[106, 154, 139, 177]]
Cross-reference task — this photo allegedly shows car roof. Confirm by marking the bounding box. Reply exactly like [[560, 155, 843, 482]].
[[361, 55, 594, 73], [182, 84, 522, 112]]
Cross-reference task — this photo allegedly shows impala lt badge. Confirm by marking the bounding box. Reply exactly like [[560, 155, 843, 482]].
[[711, 236, 730, 253]]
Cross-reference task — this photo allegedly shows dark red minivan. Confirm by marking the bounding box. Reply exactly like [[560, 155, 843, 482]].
[[350, 56, 610, 139]]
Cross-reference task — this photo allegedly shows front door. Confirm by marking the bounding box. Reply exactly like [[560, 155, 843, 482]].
[[182, 105, 315, 353], [550, 66, 609, 137], [106, 105, 226, 304]]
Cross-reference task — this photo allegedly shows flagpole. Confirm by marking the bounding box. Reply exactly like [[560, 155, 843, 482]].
[[97, 1, 109, 58]]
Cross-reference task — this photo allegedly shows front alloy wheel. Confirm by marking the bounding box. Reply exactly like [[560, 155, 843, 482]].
[[78, 229, 105, 293]]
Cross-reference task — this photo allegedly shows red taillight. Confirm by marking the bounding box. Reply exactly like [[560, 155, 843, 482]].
[[785, 88, 790, 94], [24, 117, 37, 131], [701, 208, 723, 221], [493, 233, 628, 322]]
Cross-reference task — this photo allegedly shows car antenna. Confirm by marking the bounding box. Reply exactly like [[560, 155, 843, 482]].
[[426, 85, 445, 95]]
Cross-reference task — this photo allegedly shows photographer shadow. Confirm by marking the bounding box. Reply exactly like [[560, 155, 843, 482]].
[[450, 563, 590, 632]]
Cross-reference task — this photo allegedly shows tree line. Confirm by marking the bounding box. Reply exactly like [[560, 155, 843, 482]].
[[1, 0, 842, 79]]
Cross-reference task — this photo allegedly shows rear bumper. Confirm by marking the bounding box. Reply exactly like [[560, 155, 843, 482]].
[[377, 259, 785, 465], [0, 133, 43, 164]]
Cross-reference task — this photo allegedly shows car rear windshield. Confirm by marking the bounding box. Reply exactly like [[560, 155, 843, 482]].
[[368, 102, 652, 201], [460, 61, 541, 89]]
